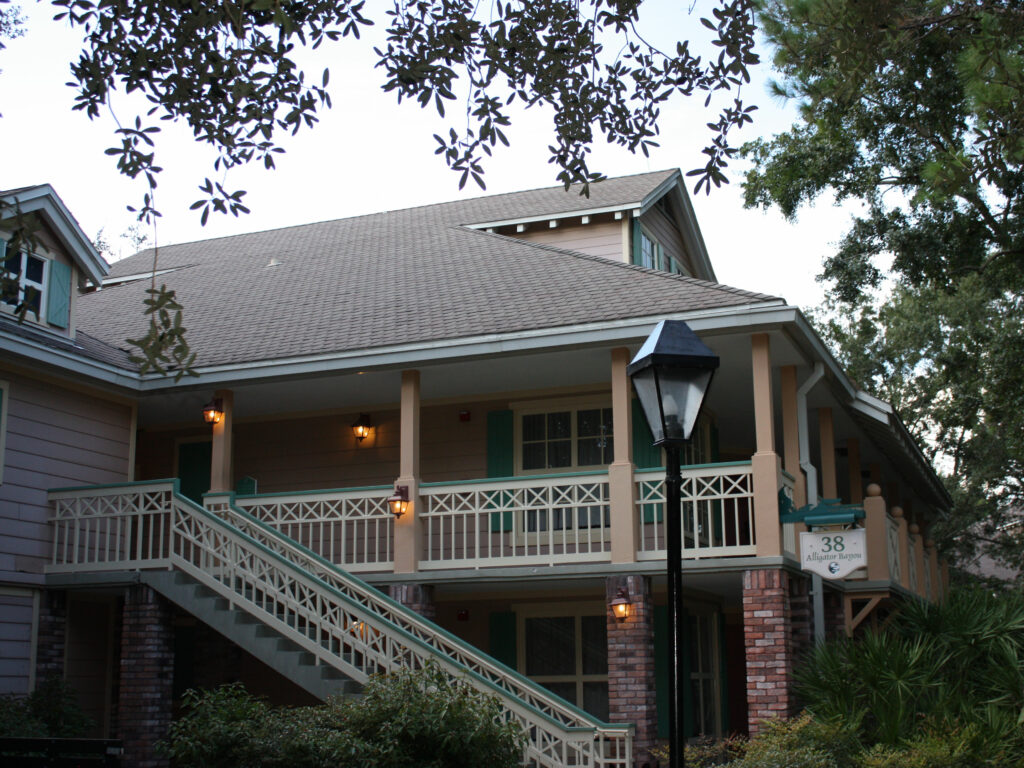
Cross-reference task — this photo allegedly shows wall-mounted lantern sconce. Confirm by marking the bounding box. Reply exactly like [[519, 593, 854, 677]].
[[351, 413, 373, 441], [610, 587, 633, 622], [387, 485, 410, 518], [202, 398, 224, 424]]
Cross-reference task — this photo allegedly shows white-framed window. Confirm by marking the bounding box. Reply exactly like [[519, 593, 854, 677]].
[[2, 248, 48, 320], [689, 612, 722, 739], [517, 603, 609, 721], [516, 401, 613, 474]]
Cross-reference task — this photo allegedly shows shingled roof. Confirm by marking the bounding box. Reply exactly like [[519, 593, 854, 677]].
[[78, 170, 780, 370]]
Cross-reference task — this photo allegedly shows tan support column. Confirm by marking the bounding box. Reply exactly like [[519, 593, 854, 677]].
[[780, 366, 806, 509], [609, 348, 637, 564], [210, 389, 233, 493], [394, 370, 421, 574], [892, 507, 911, 590], [847, 438, 862, 504], [819, 408, 837, 499], [910, 522, 926, 598], [863, 484, 889, 581], [751, 333, 782, 556]]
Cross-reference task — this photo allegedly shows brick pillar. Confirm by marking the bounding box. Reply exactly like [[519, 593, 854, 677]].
[[742, 569, 797, 734], [788, 575, 813, 661], [35, 590, 67, 684], [606, 575, 657, 767], [118, 585, 174, 768], [390, 583, 436, 622], [822, 589, 845, 640]]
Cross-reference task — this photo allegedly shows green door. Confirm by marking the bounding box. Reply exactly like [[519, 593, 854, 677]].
[[177, 441, 212, 504]]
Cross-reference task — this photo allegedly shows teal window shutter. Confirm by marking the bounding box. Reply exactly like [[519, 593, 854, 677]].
[[0, 239, 6, 262], [487, 410, 514, 532], [654, 604, 668, 738], [718, 612, 730, 734], [630, 219, 642, 265], [488, 611, 517, 669], [46, 260, 72, 328], [633, 399, 664, 523]]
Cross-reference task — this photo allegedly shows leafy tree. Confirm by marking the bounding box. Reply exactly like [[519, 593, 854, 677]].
[[3, 0, 761, 376], [742, 0, 1024, 576]]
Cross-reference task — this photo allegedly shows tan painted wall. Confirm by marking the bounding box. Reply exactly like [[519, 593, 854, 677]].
[[0, 368, 133, 585], [638, 206, 694, 276], [512, 220, 624, 262]]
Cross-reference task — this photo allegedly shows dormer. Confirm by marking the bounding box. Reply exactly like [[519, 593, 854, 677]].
[[463, 169, 717, 282], [0, 185, 109, 341]]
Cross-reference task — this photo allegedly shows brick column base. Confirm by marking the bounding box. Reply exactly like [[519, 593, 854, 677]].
[[742, 569, 797, 734], [118, 585, 174, 768], [390, 584, 436, 622], [606, 575, 657, 767], [35, 590, 67, 684]]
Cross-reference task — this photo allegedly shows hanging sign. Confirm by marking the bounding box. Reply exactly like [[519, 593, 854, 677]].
[[799, 529, 866, 579]]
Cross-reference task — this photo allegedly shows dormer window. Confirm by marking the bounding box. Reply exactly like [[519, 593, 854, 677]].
[[2, 248, 47, 319]]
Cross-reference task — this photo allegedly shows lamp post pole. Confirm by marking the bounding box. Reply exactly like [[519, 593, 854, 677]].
[[665, 445, 685, 768]]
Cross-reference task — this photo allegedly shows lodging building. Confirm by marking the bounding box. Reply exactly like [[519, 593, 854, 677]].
[[0, 170, 950, 767]]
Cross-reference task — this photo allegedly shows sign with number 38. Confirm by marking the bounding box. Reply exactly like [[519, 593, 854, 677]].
[[799, 529, 867, 579]]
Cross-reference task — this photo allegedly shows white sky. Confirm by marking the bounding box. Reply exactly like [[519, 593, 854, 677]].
[[0, 1, 861, 311]]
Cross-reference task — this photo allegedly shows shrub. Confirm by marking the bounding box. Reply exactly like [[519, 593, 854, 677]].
[[162, 665, 524, 768], [726, 714, 861, 768], [0, 677, 92, 738]]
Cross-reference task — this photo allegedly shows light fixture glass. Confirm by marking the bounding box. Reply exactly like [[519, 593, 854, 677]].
[[387, 485, 410, 518], [351, 413, 373, 441], [610, 587, 633, 622], [202, 398, 224, 424]]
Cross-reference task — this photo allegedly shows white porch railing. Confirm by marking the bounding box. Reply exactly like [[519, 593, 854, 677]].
[[419, 473, 611, 569], [235, 486, 393, 572], [635, 462, 756, 560], [886, 516, 902, 584], [780, 470, 797, 558], [48, 481, 632, 768]]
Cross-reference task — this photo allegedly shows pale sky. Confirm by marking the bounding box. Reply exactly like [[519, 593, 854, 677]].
[[0, 1, 859, 311]]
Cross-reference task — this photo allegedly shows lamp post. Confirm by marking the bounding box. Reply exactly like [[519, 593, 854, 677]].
[[628, 320, 719, 768]]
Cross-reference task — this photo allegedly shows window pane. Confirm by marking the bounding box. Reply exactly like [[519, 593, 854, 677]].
[[540, 681, 577, 705], [525, 617, 575, 675], [577, 409, 601, 437], [581, 615, 607, 674], [548, 412, 570, 439], [577, 437, 602, 467], [25, 255, 44, 284], [24, 286, 40, 315], [522, 443, 545, 471], [3, 251, 21, 276], [549, 440, 571, 467], [602, 436, 614, 465], [583, 682, 610, 721], [523, 413, 545, 441]]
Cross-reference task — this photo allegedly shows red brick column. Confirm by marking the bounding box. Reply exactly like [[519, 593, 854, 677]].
[[35, 590, 67, 684], [390, 583, 436, 622], [742, 569, 797, 734], [606, 575, 657, 767], [118, 585, 174, 768]]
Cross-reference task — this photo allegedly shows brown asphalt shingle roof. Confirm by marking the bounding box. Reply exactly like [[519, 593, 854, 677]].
[[77, 171, 780, 370]]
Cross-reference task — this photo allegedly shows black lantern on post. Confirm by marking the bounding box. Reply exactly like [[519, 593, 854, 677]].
[[628, 320, 718, 768]]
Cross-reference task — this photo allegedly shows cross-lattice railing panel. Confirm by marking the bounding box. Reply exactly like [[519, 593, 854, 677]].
[[47, 481, 632, 768], [886, 516, 902, 585], [235, 487, 393, 572], [907, 536, 919, 594], [420, 474, 612, 569], [635, 462, 756, 559]]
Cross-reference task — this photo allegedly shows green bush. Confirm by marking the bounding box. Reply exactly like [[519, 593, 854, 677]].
[[162, 665, 524, 768], [0, 677, 93, 738], [726, 714, 861, 768]]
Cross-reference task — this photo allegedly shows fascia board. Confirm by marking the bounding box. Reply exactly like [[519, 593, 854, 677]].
[[463, 202, 645, 230], [0, 332, 141, 390], [136, 300, 795, 391], [2, 186, 109, 283]]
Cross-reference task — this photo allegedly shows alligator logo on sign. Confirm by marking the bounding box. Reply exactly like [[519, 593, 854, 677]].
[[800, 529, 867, 580]]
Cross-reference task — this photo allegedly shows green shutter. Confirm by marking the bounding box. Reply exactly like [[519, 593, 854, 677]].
[[46, 260, 72, 328], [654, 604, 668, 738], [682, 611, 694, 739], [236, 476, 257, 495], [487, 410, 514, 532], [634, 398, 664, 523], [710, 423, 720, 462], [631, 219, 642, 265], [718, 612, 730, 734], [488, 611, 517, 669], [0, 238, 6, 262]]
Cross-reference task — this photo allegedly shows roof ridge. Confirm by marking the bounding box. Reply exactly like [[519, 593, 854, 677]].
[[464, 227, 782, 303]]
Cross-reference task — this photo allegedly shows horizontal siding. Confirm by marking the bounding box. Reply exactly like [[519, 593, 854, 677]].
[[0, 370, 132, 584], [513, 221, 624, 262], [639, 206, 693, 276], [0, 593, 34, 695]]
